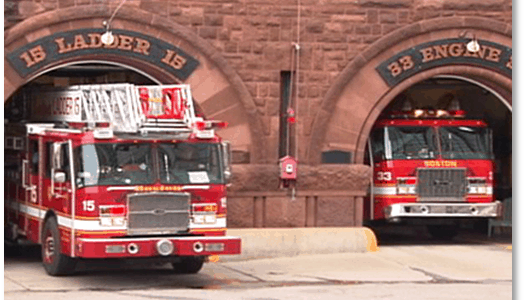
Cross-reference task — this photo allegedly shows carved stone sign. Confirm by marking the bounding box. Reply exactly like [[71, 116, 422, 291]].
[[376, 38, 512, 87], [7, 29, 200, 80]]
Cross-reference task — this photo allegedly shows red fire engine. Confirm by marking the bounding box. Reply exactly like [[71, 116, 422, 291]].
[[365, 108, 501, 239], [4, 83, 241, 276]]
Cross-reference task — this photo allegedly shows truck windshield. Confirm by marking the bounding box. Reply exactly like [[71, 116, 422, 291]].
[[74, 142, 224, 187], [370, 125, 492, 161], [158, 143, 223, 184], [384, 126, 437, 160], [74, 143, 155, 187], [439, 126, 492, 159]]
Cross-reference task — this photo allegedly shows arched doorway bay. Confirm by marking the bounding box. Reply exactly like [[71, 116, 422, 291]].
[[4, 4, 266, 163]]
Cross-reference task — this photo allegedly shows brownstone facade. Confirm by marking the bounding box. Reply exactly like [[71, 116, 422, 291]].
[[4, 0, 512, 228]]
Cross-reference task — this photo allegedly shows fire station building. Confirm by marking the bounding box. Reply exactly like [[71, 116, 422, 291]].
[[4, 0, 512, 228]]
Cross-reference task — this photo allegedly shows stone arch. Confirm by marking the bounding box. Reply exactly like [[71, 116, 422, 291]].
[[4, 4, 265, 163], [307, 16, 512, 165]]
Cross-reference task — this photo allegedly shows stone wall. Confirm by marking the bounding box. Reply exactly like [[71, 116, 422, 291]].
[[227, 164, 371, 228], [4, 0, 512, 164], [3, 1, 511, 228], [229, 164, 371, 192]]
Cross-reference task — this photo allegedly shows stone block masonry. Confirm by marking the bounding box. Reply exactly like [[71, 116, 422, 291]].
[[3, 0, 512, 165]]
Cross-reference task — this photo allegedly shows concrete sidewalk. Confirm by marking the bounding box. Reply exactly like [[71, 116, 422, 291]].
[[4, 225, 512, 300], [4, 242, 512, 300], [223, 227, 378, 261]]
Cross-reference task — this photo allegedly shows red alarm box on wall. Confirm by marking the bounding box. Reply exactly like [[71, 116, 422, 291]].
[[279, 156, 297, 188]]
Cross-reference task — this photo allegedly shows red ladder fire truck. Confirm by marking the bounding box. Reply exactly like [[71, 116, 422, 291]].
[[365, 108, 501, 239], [5, 83, 241, 276]]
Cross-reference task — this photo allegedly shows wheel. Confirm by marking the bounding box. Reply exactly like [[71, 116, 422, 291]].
[[171, 256, 205, 274], [427, 225, 459, 240], [41, 217, 77, 276]]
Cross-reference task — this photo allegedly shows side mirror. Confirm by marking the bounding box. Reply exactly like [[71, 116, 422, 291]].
[[54, 171, 66, 183]]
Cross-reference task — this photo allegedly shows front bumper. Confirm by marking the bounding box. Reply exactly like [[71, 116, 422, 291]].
[[77, 235, 241, 259], [384, 201, 501, 220]]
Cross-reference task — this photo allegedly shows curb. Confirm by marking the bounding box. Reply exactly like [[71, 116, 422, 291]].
[[221, 227, 378, 262]]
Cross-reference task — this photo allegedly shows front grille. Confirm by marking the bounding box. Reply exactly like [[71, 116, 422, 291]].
[[417, 168, 466, 202], [127, 192, 190, 235]]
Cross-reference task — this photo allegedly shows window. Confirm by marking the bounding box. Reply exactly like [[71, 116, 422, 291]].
[[73, 142, 225, 188], [60, 144, 71, 181], [45, 142, 53, 178], [49, 142, 71, 180], [322, 151, 351, 164], [370, 125, 492, 160], [439, 126, 492, 159], [158, 143, 223, 184], [386, 126, 437, 160], [279, 71, 293, 158], [74, 143, 154, 187], [371, 126, 438, 160], [30, 140, 39, 175], [370, 128, 385, 160]]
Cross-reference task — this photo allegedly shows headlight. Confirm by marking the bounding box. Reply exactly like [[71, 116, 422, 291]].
[[100, 217, 125, 226], [467, 178, 489, 194], [398, 186, 409, 194], [204, 215, 216, 224], [193, 215, 205, 224], [397, 177, 416, 195]]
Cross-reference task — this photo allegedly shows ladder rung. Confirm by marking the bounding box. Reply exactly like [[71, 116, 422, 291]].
[[139, 127, 191, 133], [143, 123, 189, 128], [145, 118, 187, 123]]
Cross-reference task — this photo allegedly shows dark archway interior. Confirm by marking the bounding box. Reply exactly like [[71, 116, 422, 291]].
[[377, 77, 512, 201], [5, 63, 155, 122]]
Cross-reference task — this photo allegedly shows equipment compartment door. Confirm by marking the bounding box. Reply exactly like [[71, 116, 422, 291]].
[[23, 136, 41, 233], [24, 137, 42, 241]]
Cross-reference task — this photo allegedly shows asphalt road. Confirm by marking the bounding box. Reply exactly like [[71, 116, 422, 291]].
[[4, 227, 512, 300]]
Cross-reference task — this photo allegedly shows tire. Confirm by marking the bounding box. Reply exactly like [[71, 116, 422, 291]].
[[41, 217, 77, 276], [171, 256, 205, 274], [427, 225, 459, 240]]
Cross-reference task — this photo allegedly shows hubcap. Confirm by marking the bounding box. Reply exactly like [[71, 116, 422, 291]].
[[44, 233, 55, 263]]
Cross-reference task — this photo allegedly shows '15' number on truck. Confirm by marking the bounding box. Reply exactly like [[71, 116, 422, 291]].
[[82, 200, 95, 211]]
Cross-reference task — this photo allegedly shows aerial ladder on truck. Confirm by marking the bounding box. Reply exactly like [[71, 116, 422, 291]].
[[38, 83, 199, 133]]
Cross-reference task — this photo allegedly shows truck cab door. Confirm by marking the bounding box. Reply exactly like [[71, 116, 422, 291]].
[[51, 142, 74, 215], [50, 141, 76, 257]]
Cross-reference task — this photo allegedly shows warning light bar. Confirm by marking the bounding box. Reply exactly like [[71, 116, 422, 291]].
[[389, 109, 466, 119], [449, 110, 466, 117], [100, 205, 126, 216], [193, 120, 228, 139], [194, 120, 228, 130], [192, 203, 218, 213]]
